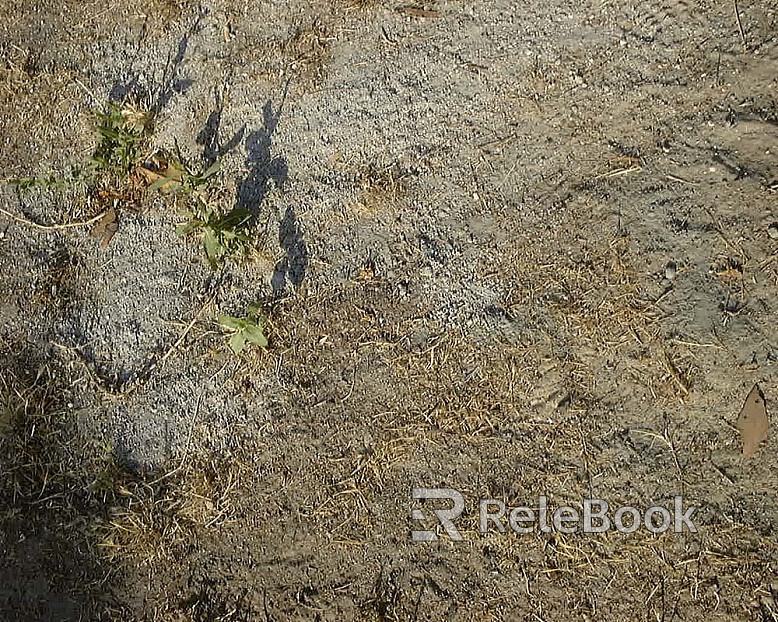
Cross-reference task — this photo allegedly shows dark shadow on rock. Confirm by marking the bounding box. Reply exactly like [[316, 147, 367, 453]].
[[272, 207, 308, 295], [230, 88, 307, 295], [153, 11, 203, 112]]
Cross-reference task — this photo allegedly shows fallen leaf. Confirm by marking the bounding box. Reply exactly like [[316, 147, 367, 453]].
[[736, 384, 768, 458], [91, 207, 118, 247], [397, 6, 440, 18], [137, 163, 185, 192], [136, 151, 187, 192]]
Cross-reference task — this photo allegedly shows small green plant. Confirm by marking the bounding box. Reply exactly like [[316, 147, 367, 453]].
[[177, 199, 253, 268], [218, 304, 268, 354], [90, 102, 151, 176], [144, 157, 221, 194], [9, 101, 152, 194], [141, 155, 253, 268], [13, 169, 85, 193]]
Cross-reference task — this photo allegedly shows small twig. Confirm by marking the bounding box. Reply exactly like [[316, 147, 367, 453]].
[[666, 173, 700, 186], [54, 296, 213, 399], [51, 341, 123, 397], [733, 0, 747, 51], [155, 296, 214, 371], [72, 77, 101, 106], [338, 366, 357, 403], [711, 461, 735, 485], [663, 351, 691, 396], [72, 7, 112, 31], [592, 165, 642, 181], [669, 339, 724, 350], [703, 206, 739, 253], [148, 391, 203, 486], [0, 206, 108, 231]]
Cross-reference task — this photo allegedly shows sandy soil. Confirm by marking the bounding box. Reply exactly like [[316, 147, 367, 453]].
[[1, 0, 777, 620]]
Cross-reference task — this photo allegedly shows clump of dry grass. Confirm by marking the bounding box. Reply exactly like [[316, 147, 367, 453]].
[[0, 357, 250, 570], [0, 361, 119, 616], [0, 364, 104, 510], [284, 19, 332, 85], [96, 455, 249, 563], [475, 523, 778, 616], [352, 160, 409, 213], [307, 436, 413, 539], [30, 247, 84, 311], [496, 212, 706, 403]]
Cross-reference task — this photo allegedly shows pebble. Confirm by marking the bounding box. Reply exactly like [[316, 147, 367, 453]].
[[665, 261, 677, 280], [767, 223, 778, 239]]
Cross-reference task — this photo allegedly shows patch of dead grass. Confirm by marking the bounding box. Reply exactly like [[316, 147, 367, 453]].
[[284, 19, 332, 86], [0, 357, 253, 571], [97, 455, 250, 563]]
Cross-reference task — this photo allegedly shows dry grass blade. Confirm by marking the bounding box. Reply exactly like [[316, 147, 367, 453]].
[[396, 5, 440, 18]]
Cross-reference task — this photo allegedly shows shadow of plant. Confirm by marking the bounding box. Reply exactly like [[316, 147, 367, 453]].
[[233, 93, 308, 294], [235, 100, 288, 217], [272, 206, 308, 295]]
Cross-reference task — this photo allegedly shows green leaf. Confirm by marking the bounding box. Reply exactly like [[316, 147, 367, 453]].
[[242, 324, 268, 348], [149, 175, 182, 193], [176, 221, 200, 236], [229, 331, 247, 355], [201, 160, 221, 180], [218, 315, 247, 331], [14, 177, 37, 192], [149, 176, 168, 191], [222, 208, 251, 228], [203, 228, 223, 263]]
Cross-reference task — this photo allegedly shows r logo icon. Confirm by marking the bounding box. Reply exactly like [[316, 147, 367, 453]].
[[411, 488, 465, 542]]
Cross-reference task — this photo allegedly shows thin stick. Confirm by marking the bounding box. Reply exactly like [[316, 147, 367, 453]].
[[734, 0, 747, 51], [0, 206, 108, 231], [148, 391, 203, 486], [666, 174, 700, 186], [72, 77, 101, 106], [592, 165, 642, 181], [711, 461, 735, 485], [155, 296, 214, 370]]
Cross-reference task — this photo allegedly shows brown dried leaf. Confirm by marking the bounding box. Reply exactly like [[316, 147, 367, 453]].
[[397, 6, 440, 18], [91, 207, 118, 247], [736, 384, 768, 458], [137, 163, 185, 192], [136, 166, 163, 186]]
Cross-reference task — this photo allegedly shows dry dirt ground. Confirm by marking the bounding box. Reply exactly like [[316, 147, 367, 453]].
[[1, 0, 778, 620]]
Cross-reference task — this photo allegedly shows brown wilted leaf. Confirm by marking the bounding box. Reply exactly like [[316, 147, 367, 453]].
[[736, 384, 768, 458], [91, 207, 118, 247], [397, 6, 440, 18], [136, 150, 186, 193], [137, 163, 185, 193]]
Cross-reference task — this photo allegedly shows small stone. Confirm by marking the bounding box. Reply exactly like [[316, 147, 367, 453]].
[[767, 223, 778, 239], [420, 266, 433, 278], [665, 261, 677, 280]]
